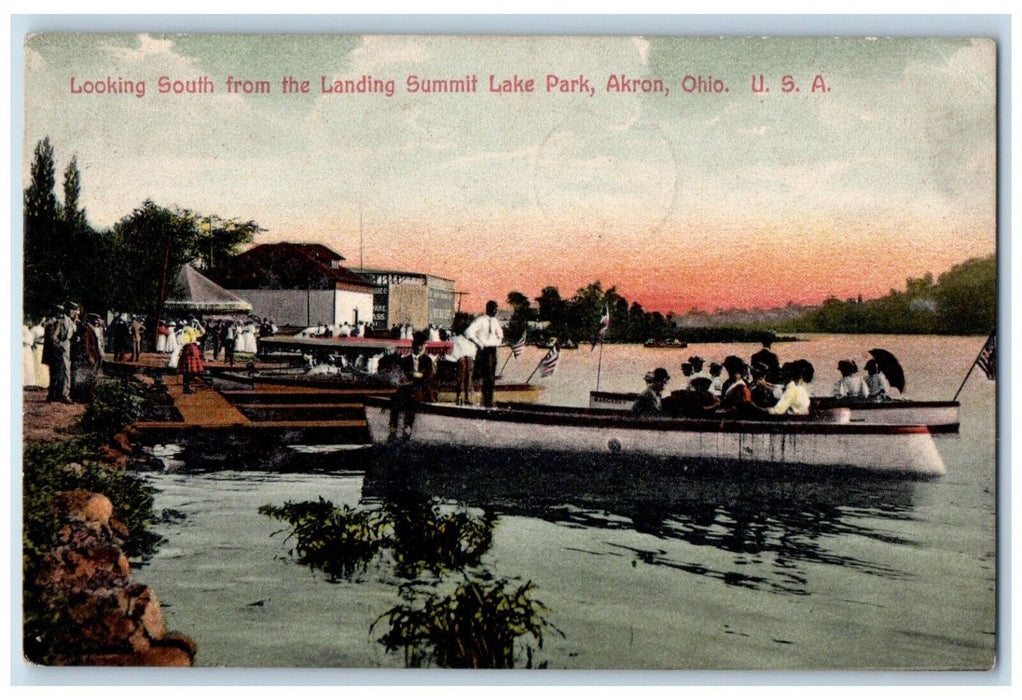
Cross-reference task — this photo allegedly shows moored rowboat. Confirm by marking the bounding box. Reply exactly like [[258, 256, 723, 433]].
[[363, 397, 947, 476], [589, 390, 960, 430]]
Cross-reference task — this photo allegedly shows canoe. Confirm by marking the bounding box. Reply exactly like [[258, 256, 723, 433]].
[[589, 390, 960, 430], [362, 397, 947, 476]]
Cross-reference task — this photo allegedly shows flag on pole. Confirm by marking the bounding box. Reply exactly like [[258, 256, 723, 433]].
[[511, 332, 527, 359], [539, 345, 560, 377], [590, 304, 610, 353], [976, 331, 996, 380]]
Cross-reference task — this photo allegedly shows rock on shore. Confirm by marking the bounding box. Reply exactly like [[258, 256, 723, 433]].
[[33, 489, 196, 666]]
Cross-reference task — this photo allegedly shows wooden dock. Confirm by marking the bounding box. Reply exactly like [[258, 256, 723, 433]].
[[129, 376, 382, 457]]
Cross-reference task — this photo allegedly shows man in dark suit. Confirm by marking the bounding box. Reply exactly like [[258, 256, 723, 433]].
[[389, 331, 437, 440]]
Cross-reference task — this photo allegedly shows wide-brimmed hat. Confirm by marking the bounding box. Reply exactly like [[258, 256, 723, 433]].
[[690, 376, 712, 391], [837, 359, 858, 375], [688, 355, 705, 368], [645, 367, 670, 384], [723, 355, 746, 375]]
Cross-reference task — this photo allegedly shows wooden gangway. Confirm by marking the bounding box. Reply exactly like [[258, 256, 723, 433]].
[[129, 376, 376, 452]]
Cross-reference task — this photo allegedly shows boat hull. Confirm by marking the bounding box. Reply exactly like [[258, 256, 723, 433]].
[[211, 371, 543, 404], [589, 391, 960, 429], [363, 398, 946, 476]]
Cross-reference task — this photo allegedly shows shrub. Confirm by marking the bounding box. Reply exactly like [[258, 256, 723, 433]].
[[80, 378, 147, 441], [259, 498, 390, 582], [373, 574, 561, 669]]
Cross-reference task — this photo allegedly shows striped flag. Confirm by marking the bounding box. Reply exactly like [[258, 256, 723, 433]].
[[590, 304, 610, 353], [511, 332, 527, 359], [539, 345, 560, 377], [976, 331, 996, 380]]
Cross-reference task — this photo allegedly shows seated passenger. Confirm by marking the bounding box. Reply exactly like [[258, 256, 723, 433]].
[[864, 359, 890, 401], [632, 367, 670, 417], [749, 362, 779, 409], [718, 356, 758, 417], [768, 359, 814, 415], [687, 356, 712, 388], [685, 376, 719, 417], [708, 362, 724, 396], [833, 359, 868, 399]]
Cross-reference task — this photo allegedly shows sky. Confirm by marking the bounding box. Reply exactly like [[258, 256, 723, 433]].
[[21, 33, 997, 314]]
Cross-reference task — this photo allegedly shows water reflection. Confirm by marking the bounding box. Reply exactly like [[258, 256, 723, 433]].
[[259, 483, 554, 668], [362, 445, 924, 595]]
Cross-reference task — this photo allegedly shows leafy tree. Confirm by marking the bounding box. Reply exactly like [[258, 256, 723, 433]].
[[935, 256, 996, 334], [107, 200, 204, 315], [505, 291, 532, 342], [195, 216, 264, 271]]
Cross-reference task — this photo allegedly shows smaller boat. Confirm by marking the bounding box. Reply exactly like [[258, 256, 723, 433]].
[[363, 397, 947, 476], [588, 390, 960, 431], [643, 339, 688, 349], [210, 369, 544, 404]]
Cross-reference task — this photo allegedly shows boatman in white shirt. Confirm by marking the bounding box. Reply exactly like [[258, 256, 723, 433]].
[[464, 300, 504, 407]]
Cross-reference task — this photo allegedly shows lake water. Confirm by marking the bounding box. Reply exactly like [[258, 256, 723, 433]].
[[136, 335, 997, 671]]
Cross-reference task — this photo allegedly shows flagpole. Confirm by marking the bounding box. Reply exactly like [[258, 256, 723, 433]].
[[952, 331, 994, 402], [596, 341, 604, 391], [498, 348, 513, 376], [525, 354, 545, 384]]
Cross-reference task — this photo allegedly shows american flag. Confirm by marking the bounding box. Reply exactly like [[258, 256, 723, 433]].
[[539, 345, 560, 377], [976, 331, 996, 380], [590, 304, 610, 353], [511, 333, 527, 359]]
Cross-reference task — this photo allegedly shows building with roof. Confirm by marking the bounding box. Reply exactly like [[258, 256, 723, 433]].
[[210, 243, 375, 328], [361, 268, 457, 331]]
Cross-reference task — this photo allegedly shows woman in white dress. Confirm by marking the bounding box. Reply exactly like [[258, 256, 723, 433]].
[[165, 321, 180, 355], [768, 359, 814, 415], [242, 323, 258, 354], [156, 321, 169, 353], [23, 323, 37, 387], [833, 359, 868, 399], [31, 318, 49, 388]]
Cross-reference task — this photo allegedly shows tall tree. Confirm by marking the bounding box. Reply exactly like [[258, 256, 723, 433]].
[[23, 138, 62, 315], [60, 155, 87, 233]]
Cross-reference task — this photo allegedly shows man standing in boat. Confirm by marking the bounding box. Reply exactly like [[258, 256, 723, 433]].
[[464, 300, 504, 407], [389, 331, 437, 441]]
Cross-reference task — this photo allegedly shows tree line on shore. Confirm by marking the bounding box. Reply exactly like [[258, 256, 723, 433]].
[[23, 137, 262, 320], [776, 255, 996, 336], [25, 136, 995, 339]]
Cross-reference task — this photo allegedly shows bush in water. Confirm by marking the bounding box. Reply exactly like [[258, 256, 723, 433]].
[[373, 574, 561, 669]]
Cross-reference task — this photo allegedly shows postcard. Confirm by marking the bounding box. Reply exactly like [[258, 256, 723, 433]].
[[19, 32, 998, 673]]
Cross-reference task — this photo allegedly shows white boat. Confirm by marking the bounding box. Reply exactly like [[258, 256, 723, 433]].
[[363, 397, 947, 476], [588, 390, 960, 430]]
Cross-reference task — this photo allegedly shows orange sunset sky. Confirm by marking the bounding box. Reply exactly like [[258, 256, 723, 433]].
[[23, 34, 996, 313]]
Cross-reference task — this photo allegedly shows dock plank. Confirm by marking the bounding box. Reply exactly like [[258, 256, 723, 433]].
[[164, 381, 249, 426]]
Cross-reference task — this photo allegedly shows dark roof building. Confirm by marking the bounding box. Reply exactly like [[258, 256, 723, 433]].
[[210, 243, 376, 328], [211, 242, 374, 293]]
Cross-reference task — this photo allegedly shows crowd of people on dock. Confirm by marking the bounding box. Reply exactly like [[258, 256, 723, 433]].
[[22, 303, 286, 401], [632, 340, 895, 420], [22, 302, 106, 403]]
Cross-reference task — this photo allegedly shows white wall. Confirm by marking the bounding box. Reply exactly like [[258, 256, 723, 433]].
[[334, 289, 375, 327]]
